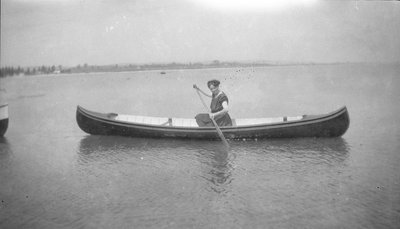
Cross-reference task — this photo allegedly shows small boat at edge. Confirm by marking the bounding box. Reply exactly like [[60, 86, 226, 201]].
[[76, 105, 350, 140], [0, 104, 9, 137]]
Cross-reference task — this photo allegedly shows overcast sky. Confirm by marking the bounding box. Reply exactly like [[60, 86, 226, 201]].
[[1, 0, 399, 67]]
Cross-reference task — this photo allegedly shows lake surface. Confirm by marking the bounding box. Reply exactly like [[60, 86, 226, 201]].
[[1, 63, 399, 228]]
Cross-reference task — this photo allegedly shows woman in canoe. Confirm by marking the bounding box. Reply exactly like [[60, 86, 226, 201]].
[[193, 79, 232, 127]]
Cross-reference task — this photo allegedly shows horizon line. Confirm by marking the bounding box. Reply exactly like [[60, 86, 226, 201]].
[[1, 60, 399, 69]]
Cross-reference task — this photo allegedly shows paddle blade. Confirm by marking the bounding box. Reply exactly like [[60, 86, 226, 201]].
[[211, 118, 230, 149]]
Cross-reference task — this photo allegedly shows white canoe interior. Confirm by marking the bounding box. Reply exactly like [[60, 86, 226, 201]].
[[115, 114, 304, 127]]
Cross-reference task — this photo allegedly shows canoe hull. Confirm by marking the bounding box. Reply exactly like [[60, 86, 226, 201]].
[[0, 104, 8, 137], [76, 106, 349, 139]]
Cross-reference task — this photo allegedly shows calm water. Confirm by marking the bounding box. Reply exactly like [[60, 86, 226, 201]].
[[1, 64, 399, 228]]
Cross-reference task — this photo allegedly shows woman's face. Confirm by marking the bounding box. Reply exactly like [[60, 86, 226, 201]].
[[209, 84, 219, 95]]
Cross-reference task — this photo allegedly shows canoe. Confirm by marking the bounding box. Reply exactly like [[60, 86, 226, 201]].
[[76, 105, 349, 139], [0, 104, 9, 137]]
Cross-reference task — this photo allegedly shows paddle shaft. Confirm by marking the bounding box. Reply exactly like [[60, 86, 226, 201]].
[[195, 89, 229, 148]]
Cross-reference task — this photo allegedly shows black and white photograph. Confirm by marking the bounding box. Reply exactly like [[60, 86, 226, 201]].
[[1, 0, 399, 228]]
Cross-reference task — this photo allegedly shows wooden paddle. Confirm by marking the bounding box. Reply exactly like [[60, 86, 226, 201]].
[[194, 86, 230, 149]]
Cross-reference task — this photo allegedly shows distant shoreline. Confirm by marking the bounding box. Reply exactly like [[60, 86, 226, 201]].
[[1, 61, 398, 78]]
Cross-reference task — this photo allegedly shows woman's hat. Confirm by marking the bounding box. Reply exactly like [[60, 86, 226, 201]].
[[207, 79, 220, 88]]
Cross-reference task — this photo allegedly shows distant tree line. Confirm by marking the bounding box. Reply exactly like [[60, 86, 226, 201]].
[[0, 65, 64, 77], [1, 60, 281, 78], [0, 66, 24, 77]]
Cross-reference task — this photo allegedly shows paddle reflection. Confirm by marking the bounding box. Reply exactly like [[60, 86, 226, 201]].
[[196, 148, 235, 195]]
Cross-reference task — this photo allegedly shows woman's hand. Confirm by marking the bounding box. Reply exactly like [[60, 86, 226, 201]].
[[209, 113, 215, 120]]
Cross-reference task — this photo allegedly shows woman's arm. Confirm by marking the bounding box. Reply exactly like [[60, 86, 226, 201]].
[[193, 84, 212, 98], [210, 101, 229, 120]]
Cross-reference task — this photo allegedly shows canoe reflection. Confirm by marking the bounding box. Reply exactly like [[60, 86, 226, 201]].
[[77, 136, 349, 195], [232, 137, 349, 163], [77, 136, 235, 195], [0, 138, 13, 177], [77, 136, 229, 168], [0, 137, 12, 160], [78, 135, 226, 157]]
